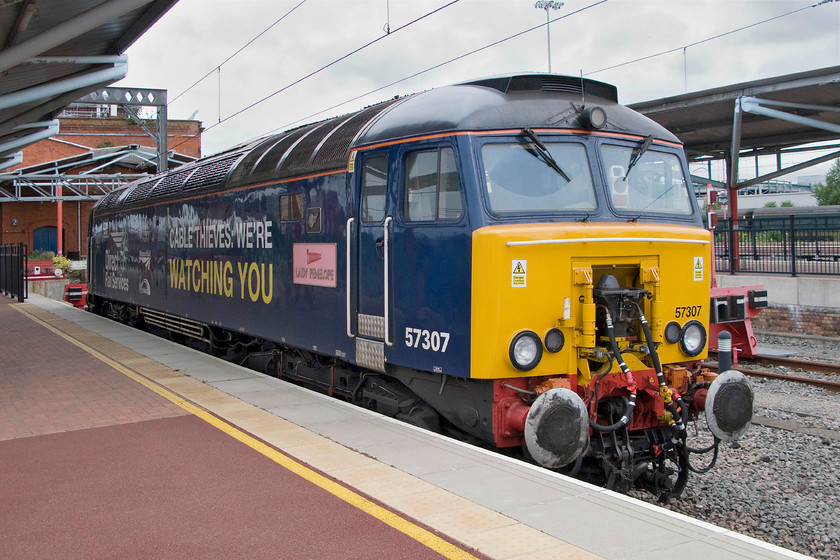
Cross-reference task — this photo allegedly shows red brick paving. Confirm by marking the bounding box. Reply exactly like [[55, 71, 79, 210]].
[[0, 299, 478, 560], [0, 415, 457, 560], [0, 301, 186, 441]]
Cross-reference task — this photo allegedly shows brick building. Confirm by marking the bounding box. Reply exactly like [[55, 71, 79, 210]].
[[0, 107, 201, 258]]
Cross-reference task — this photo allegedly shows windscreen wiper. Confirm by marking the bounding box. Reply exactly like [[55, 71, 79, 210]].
[[522, 128, 571, 182], [622, 135, 653, 181]]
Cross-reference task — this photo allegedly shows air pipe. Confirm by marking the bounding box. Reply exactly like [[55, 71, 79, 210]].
[[634, 302, 686, 436], [589, 306, 637, 432]]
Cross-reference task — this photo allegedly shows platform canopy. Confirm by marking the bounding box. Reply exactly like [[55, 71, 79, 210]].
[[0, 144, 195, 203], [630, 66, 840, 194], [0, 0, 178, 169]]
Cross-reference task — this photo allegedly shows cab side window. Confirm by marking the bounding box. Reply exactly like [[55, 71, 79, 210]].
[[362, 156, 388, 223], [404, 147, 462, 222]]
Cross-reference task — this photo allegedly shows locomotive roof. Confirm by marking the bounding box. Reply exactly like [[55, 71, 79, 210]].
[[94, 74, 680, 213]]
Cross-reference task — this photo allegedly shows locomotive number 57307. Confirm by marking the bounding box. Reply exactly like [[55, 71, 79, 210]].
[[405, 327, 450, 352]]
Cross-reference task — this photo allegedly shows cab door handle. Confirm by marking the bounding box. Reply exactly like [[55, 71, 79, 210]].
[[383, 217, 393, 347]]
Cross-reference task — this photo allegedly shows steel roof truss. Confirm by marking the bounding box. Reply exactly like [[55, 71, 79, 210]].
[[740, 96, 840, 136], [0, 173, 146, 202], [76, 87, 169, 172], [729, 95, 840, 195], [0, 60, 127, 111], [736, 148, 840, 190], [83, 152, 155, 175], [0, 152, 22, 171], [0, 120, 59, 156]]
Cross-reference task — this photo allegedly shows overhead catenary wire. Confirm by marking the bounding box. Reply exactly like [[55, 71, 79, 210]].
[[184, 0, 461, 145], [247, 0, 610, 145], [173, 0, 831, 155], [169, 0, 309, 105], [261, 0, 829, 140], [239, 0, 820, 144], [584, 0, 827, 76]]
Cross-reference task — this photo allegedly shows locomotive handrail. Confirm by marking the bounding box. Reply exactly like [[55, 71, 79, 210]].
[[346, 217, 355, 338], [506, 237, 710, 247], [384, 216, 393, 347]]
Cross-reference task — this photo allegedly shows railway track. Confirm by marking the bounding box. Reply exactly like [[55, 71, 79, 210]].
[[707, 352, 840, 393], [644, 342, 840, 559]]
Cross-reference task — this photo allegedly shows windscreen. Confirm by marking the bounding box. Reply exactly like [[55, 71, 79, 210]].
[[481, 142, 597, 213], [600, 144, 693, 215]]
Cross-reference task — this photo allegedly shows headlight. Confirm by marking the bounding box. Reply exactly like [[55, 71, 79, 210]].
[[580, 106, 607, 130], [679, 320, 707, 357], [509, 331, 543, 371]]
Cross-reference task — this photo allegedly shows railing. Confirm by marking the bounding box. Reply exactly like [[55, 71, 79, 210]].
[[714, 217, 840, 276], [0, 243, 27, 302]]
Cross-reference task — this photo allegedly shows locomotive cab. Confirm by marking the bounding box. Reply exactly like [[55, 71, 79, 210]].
[[463, 122, 752, 496]]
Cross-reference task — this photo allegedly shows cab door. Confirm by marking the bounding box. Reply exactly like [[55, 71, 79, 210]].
[[351, 152, 392, 371]]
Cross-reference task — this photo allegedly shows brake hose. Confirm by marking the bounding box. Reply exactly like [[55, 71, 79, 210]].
[[589, 306, 637, 433], [633, 302, 687, 437]]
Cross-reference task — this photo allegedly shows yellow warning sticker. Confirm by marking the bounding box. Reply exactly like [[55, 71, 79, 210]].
[[512, 260, 527, 287], [693, 256, 704, 281]]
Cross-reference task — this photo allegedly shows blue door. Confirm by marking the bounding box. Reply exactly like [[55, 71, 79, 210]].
[[33, 226, 57, 253], [353, 152, 391, 372], [389, 143, 471, 377]]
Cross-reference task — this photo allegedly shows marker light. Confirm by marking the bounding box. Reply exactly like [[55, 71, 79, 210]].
[[544, 328, 565, 353], [510, 331, 543, 371], [664, 321, 681, 344], [680, 320, 707, 357]]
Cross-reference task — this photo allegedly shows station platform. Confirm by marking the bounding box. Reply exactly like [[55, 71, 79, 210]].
[[0, 294, 811, 560]]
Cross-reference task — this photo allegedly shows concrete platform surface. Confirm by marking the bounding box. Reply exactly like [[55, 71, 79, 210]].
[[1, 294, 813, 560]]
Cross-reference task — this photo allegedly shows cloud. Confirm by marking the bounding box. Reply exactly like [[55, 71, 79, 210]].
[[118, 0, 839, 159]]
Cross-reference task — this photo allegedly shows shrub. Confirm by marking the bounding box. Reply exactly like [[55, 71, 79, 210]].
[[53, 255, 71, 271], [28, 249, 55, 260]]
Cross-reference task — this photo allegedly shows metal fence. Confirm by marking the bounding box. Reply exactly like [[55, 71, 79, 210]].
[[714, 216, 840, 276], [0, 243, 27, 302]]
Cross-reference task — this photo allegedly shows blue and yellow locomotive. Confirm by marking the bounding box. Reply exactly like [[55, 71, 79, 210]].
[[87, 74, 753, 499]]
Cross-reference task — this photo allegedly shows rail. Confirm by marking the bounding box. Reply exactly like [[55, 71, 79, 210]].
[[0, 243, 27, 302], [708, 352, 840, 393], [714, 216, 840, 276]]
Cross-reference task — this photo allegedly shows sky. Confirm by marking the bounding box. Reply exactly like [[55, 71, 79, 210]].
[[116, 0, 840, 183]]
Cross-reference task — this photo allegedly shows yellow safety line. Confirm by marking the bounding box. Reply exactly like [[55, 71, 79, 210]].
[[12, 304, 480, 560]]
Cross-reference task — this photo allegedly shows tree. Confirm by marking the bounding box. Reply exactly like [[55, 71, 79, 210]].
[[813, 158, 840, 205]]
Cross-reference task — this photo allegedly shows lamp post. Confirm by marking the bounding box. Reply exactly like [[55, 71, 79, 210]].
[[534, 0, 564, 73]]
